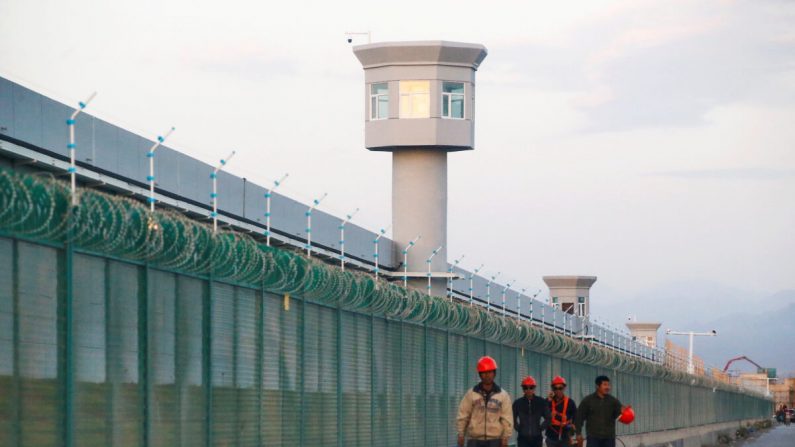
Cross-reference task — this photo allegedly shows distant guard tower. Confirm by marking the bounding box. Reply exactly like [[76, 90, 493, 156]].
[[626, 318, 662, 348], [353, 41, 488, 295], [542, 276, 597, 317]]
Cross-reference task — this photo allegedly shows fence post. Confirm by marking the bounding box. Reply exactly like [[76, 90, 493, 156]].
[[64, 228, 75, 447], [203, 277, 213, 447]]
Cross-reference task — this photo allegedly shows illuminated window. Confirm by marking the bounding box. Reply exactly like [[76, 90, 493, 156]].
[[370, 83, 389, 120], [399, 80, 430, 118], [442, 82, 465, 119]]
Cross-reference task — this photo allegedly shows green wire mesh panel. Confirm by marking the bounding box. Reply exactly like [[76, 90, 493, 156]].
[[340, 312, 372, 447], [302, 302, 338, 446], [107, 260, 143, 447], [72, 253, 108, 446], [210, 282, 236, 446], [0, 238, 13, 447], [425, 327, 448, 447], [447, 333, 468, 446], [0, 167, 776, 447], [373, 317, 402, 447], [17, 241, 62, 447], [147, 269, 178, 447], [175, 275, 207, 447], [401, 323, 426, 446], [279, 294, 302, 446]]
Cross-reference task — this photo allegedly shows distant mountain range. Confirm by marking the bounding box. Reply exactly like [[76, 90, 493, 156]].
[[591, 280, 795, 376]]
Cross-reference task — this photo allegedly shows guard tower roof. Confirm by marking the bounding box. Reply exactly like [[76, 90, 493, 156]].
[[353, 41, 488, 69]]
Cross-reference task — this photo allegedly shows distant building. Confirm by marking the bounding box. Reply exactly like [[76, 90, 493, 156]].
[[665, 340, 706, 375], [736, 372, 771, 395], [542, 275, 596, 317], [770, 378, 795, 408], [626, 320, 662, 348]]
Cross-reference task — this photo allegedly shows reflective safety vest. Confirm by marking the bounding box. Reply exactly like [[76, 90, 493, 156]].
[[549, 396, 570, 436]]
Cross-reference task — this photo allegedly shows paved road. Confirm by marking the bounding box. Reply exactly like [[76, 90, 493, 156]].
[[738, 424, 795, 447]]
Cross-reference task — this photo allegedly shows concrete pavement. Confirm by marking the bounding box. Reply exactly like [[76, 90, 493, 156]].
[[737, 424, 795, 447]]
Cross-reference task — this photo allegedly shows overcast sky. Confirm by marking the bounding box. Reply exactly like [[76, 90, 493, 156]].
[[2, 0, 794, 334]]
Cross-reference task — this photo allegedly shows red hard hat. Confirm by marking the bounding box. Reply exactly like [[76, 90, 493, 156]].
[[521, 376, 537, 387], [618, 406, 635, 425], [551, 376, 567, 387], [477, 356, 498, 373]]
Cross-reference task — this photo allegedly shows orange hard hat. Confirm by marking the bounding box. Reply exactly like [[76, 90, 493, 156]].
[[551, 376, 567, 387], [618, 406, 635, 424], [477, 356, 498, 373], [521, 376, 537, 387]]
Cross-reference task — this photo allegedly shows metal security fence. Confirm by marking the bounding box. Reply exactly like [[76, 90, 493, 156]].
[[0, 167, 772, 447]]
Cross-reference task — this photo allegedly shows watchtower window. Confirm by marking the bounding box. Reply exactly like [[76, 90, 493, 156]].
[[399, 80, 430, 119], [442, 82, 465, 119], [370, 83, 389, 120]]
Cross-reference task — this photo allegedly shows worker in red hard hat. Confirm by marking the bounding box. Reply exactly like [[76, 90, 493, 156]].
[[456, 356, 514, 447], [513, 376, 551, 447], [545, 376, 577, 447], [574, 375, 631, 447]]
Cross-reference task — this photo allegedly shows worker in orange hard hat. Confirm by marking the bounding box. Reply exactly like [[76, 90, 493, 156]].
[[456, 356, 514, 447], [545, 376, 577, 447], [513, 376, 550, 447], [574, 375, 632, 447]]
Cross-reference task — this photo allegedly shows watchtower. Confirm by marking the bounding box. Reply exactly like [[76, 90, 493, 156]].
[[353, 41, 487, 294]]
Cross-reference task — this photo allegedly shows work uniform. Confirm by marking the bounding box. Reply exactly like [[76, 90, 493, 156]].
[[574, 392, 623, 447], [545, 396, 576, 447], [513, 394, 551, 447], [457, 383, 513, 447]]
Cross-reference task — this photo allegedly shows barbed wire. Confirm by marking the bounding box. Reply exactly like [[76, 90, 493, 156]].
[[0, 167, 767, 397]]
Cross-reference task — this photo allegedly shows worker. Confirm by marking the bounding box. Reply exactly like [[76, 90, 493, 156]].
[[457, 355, 514, 447], [545, 376, 577, 447], [574, 375, 629, 447], [513, 376, 551, 447]]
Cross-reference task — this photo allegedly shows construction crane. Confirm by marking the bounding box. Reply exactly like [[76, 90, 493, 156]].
[[723, 355, 764, 373]]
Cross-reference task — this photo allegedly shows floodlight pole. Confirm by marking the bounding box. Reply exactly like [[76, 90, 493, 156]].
[[373, 225, 390, 286], [210, 150, 236, 233], [402, 235, 421, 287], [468, 264, 484, 305], [485, 272, 501, 312], [666, 329, 717, 375], [447, 254, 465, 301], [305, 193, 328, 257], [500, 280, 514, 316], [146, 126, 176, 212], [339, 207, 360, 271], [265, 173, 288, 246], [67, 91, 97, 206], [426, 246, 443, 296]]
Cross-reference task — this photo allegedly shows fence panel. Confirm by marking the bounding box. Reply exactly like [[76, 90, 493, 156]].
[[0, 233, 774, 447]]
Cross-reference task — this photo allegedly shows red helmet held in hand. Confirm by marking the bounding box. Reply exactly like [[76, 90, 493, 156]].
[[477, 356, 498, 373], [618, 406, 635, 424]]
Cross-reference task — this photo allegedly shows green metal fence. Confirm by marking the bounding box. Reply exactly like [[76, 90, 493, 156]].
[[0, 167, 772, 446]]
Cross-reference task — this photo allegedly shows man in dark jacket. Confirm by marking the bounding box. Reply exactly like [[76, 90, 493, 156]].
[[546, 376, 577, 447], [574, 375, 629, 447], [513, 376, 551, 447]]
